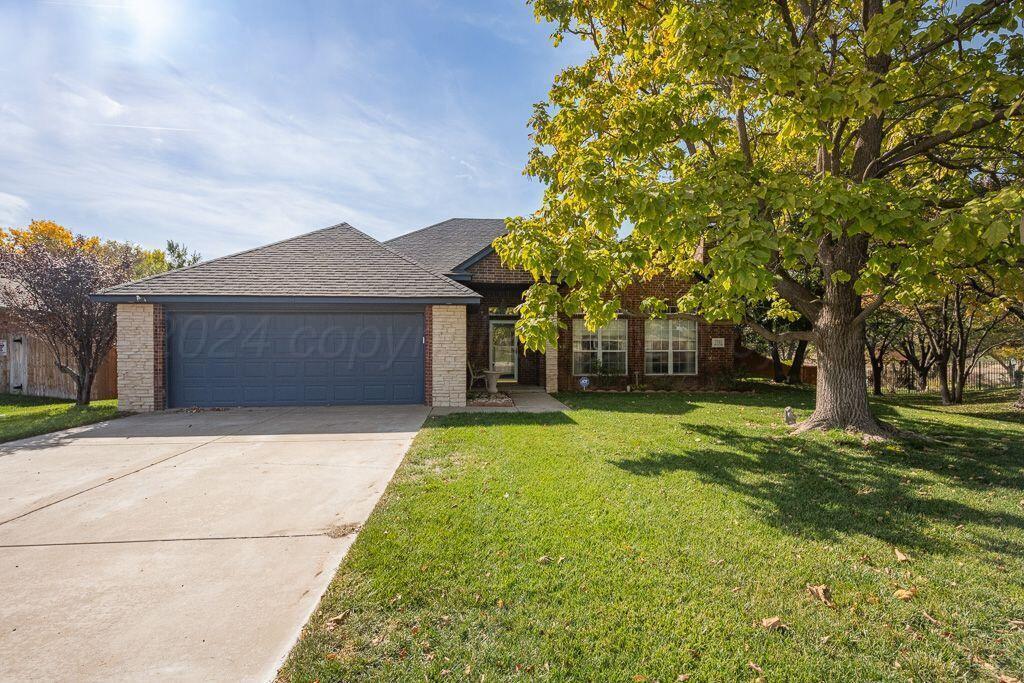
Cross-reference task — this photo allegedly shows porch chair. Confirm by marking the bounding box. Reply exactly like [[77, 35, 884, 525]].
[[467, 360, 487, 389]]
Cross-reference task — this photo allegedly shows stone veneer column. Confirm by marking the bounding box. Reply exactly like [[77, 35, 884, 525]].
[[429, 305, 466, 407], [116, 303, 166, 412], [545, 342, 559, 393]]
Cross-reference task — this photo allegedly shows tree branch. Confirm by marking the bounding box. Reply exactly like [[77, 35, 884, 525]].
[[875, 106, 1013, 177], [851, 289, 889, 328], [745, 316, 819, 343]]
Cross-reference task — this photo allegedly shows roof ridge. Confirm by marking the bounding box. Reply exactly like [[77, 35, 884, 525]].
[[97, 224, 347, 294], [383, 217, 459, 244], [383, 217, 506, 245], [342, 223, 477, 295]]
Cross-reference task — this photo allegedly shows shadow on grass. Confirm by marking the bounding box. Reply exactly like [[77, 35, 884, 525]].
[[610, 417, 1024, 557], [559, 386, 817, 414], [428, 411, 579, 427]]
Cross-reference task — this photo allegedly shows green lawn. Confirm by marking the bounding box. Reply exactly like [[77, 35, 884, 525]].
[[282, 386, 1024, 682], [0, 393, 120, 443]]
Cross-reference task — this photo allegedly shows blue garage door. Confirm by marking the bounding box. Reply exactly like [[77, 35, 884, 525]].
[[167, 311, 424, 407]]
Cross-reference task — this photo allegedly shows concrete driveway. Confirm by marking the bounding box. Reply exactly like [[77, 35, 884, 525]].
[[0, 405, 428, 682]]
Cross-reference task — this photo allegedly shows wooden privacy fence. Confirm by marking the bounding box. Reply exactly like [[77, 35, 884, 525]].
[[0, 331, 117, 400]]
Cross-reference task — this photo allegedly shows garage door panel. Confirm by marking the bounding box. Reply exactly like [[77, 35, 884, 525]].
[[303, 360, 329, 377], [242, 361, 268, 378], [332, 360, 358, 377], [168, 311, 424, 407], [242, 386, 273, 403]]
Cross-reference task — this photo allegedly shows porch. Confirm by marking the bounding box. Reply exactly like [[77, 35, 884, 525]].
[[432, 384, 568, 415], [465, 284, 553, 391]]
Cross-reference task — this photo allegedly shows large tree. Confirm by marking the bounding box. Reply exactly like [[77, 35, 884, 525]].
[[497, 0, 1024, 434], [0, 221, 137, 405]]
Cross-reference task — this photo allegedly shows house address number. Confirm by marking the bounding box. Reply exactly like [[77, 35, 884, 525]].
[[711, 337, 725, 348]]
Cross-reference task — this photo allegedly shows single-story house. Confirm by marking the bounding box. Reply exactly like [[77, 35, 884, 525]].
[[93, 219, 739, 411]]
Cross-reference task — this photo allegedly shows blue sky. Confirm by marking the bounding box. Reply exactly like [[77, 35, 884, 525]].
[[0, 0, 589, 257]]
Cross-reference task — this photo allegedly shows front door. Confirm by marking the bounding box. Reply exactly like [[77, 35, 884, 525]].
[[489, 320, 517, 381]]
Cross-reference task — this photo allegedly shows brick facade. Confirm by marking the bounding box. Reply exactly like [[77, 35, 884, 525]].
[[465, 251, 534, 285], [553, 275, 739, 392], [429, 304, 467, 407], [466, 284, 544, 387], [116, 303, 166, 412], [461, 255, 740, 393], [424, 305, 432, 403], [545, 342, 558, 393]]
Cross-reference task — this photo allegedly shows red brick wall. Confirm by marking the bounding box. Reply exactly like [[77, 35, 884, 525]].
[[466, 251, 535, 285], [424, 305, 433, 405], [555, 275, 740, 391], [153, 304, 166, 410], [466, 285, 543, 386], [464, 259, 740, 392]]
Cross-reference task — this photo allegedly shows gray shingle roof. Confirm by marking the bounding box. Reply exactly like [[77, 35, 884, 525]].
[[385, 218, 506, 274], [93, 223, 479, 302]]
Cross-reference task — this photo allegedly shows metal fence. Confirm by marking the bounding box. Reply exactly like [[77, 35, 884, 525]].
[[873, 358, 1023, 394]]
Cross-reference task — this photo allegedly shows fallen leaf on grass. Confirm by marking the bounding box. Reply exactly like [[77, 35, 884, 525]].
[[325, 611, 350, 631], [676, 675, 691, 681], [807, 584, 836, 608], [537, 555, 552, 565], [760, 616, 788, 632], [894, 587, 918, 601], [748, 661, 764, 674], [921, 611, 941, 625], [894, 548, 910, 563], [1008, 619, 1024, 631]]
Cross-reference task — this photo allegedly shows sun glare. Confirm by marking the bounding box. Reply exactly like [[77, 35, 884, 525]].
[[122, 0, 178, 54]]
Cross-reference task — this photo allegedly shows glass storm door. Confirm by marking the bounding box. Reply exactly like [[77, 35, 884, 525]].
[[489, 320, 518, 381]]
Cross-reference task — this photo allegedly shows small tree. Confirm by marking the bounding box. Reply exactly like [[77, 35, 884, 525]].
[[967, 264, 1024, 408], [0, 221, 137, 405], [165, 240, 201, 269], [864, 307, 906, 396], [914, 282, 1010, 404], [498, 0, 1024, 435], [134, 240, 202, 279], [898, 325, 936, 391]]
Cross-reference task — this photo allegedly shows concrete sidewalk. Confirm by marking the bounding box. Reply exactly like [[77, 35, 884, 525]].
[[430, 385, 570, 415], [0, 405, 427, 682]]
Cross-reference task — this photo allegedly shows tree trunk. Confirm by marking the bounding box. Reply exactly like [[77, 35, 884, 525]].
[[796, 280, 886, 435], [770, 343, 786, 382], [935, 358, 951, 405], [916, 367, 929, 391], [870, 356, 884, 396], [75, 358, 93, 406], [1016, 382, 1024, 410], [786, 340, 808, 385]]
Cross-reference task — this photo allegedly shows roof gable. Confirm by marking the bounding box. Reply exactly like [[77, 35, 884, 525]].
[[385, 218, 506, 275], [94, 223, 479, 302]]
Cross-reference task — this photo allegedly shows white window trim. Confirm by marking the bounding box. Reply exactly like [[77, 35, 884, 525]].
[[572, 318, 628, 376], [644, 318, 699, 376]]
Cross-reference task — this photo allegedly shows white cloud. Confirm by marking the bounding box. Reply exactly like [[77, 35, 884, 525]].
[[0, 59, 523, 256], [0, 1, 552, 257], [0, 193, 30, 227]]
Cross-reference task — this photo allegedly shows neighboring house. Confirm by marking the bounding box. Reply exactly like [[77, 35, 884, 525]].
[[93, 220, 739, 411], [0, 307, 117, 401]]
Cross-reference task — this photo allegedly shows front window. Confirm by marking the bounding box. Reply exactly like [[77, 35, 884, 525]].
[[645, 319, 697, 375], [572, 318, 627, 375]]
